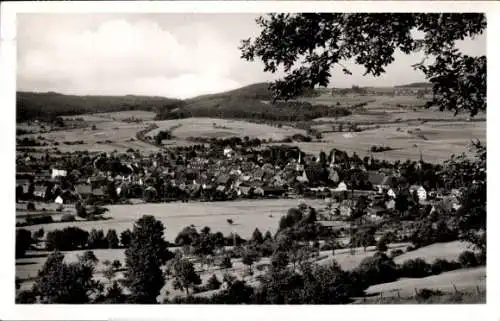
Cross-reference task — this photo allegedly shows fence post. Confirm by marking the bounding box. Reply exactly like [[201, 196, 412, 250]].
[[476, 285, 481, 295], [414, 288, 418, 296], [397, 290, 400, 298], [453, 283, 459, 294], [379, 292, 383, 303]]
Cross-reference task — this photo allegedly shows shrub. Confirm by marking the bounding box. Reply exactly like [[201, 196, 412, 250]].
[[16, 229, 33, 258], [476, 250, 486, 266], [376, 238, 388, 252], [354, 252, 398, 287], [399, 258, 432, 278], [206, 274, 222, 291], [220, 256, 232, 269], [27, 202, 36, 211], [458, 251, 479, 268], [430, 258, 461, 275], [416, 288, 443, 302], [389, 249, 404, 258], [320, 243, 333, 251], [60, 214, 76, 222]]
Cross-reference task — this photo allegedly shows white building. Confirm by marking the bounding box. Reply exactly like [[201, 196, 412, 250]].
[[51, 169, 67, 179]]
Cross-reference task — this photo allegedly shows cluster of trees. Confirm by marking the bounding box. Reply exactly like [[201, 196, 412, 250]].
[[17, 201, 487, 304], [16, 226, 130, 252], [154, 130, 173, 146], [17, 137, 45, 147], [156, 96, 352, 122], [370, 145, 393, 153]]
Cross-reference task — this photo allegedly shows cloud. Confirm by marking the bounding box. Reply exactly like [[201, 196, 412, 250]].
[[17, 14, 486, 98], [17, 17, 247, 98]]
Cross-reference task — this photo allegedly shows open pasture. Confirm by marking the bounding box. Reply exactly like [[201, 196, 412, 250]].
[[279, 119, 485, 163], [394, 241, 473, 264], [20, 118, 159, 153], [149, 117, 306, 141], [365, 267, 486, 297], [17, 198, 326, 243]]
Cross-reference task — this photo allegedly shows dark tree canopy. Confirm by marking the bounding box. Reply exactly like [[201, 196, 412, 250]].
[[241, 13, 486, 116], [124, 215, 171, 303]]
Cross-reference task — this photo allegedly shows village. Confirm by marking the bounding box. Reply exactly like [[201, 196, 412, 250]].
[[16, 134, 463, 226]]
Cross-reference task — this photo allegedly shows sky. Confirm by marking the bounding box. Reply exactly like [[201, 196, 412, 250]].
[[17, 13, 487, 99]]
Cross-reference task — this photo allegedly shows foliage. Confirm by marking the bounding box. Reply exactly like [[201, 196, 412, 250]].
[[430, 258, 461, 275], [46, 227, 89, 251], [16, 229, 33, 258], [17, 91, 182, 121], [206, 274, 222, 291], [88, 229, 108, 249], [251, 228, 264, 244], [170, 257, 202, 296], [399, 258, 432, 278], [458, 250, 479, 268], [353, 252, 398, 287], [32, 251, 102, 303], [106, 229, 120, 249], [124, 215, 172, 303], [120, 229, 133, 248], [241, 13, 486, 116]]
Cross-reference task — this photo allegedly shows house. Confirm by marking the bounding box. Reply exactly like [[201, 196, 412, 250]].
[[254, 187, 265, 196], [33, 185, 46, 199], [76, 184, 92, 198], [54, 195, 64, 204], [339, 199, 355, 217], [223, 147, 234, 158], [387, 188, 396, 199], [51, 168, 67, 179], [368, 171, 386, 193], [409, 185, 427, 202], [335, 181, 348, 192], [296, 171, 309, 183], [385, 199, 396, 210]]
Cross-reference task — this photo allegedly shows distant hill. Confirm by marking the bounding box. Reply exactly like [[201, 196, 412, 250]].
[[155, 83, 351, 122], [16, 91, 182, 121], [395, 82, 432, 88]]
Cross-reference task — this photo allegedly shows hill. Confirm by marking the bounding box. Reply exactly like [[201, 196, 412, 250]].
[[16, 91, 182, 121], [395, 82, 432, 88], [155, 83, 352, 122]]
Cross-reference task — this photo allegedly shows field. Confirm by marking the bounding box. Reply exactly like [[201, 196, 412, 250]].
[[277, 120, 486, 163], [19, 115, 159, 153], [148, 117, 306, 141], [16, 198, 327, 242], [365, 267, 486, 298]]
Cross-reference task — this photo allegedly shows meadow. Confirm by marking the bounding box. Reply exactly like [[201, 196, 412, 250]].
[[16, 198, 327, 243], [148, 117, 306, 141], [365, 267, 486, 298]]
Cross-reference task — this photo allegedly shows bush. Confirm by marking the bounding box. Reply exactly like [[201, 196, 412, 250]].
[[430, 258, 461, 275], [458, 251, 479, 268], [220, 256, 232, 269], [60, 214, 76, 222], [416, 288, 444, 302], [406, 245, 415, 252], [354, 252, 398, 287], [27, 202, 36, 211], [389, 249, 404, 258], [399, 258, 432, 278], [320, 243, 333, 251], [376, 238, 388, 252], [206, 274, 222, 291], [476, 250, 486, 266]]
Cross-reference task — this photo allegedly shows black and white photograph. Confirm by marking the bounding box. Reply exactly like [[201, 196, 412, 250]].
[[2, 1, 493, 318]]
